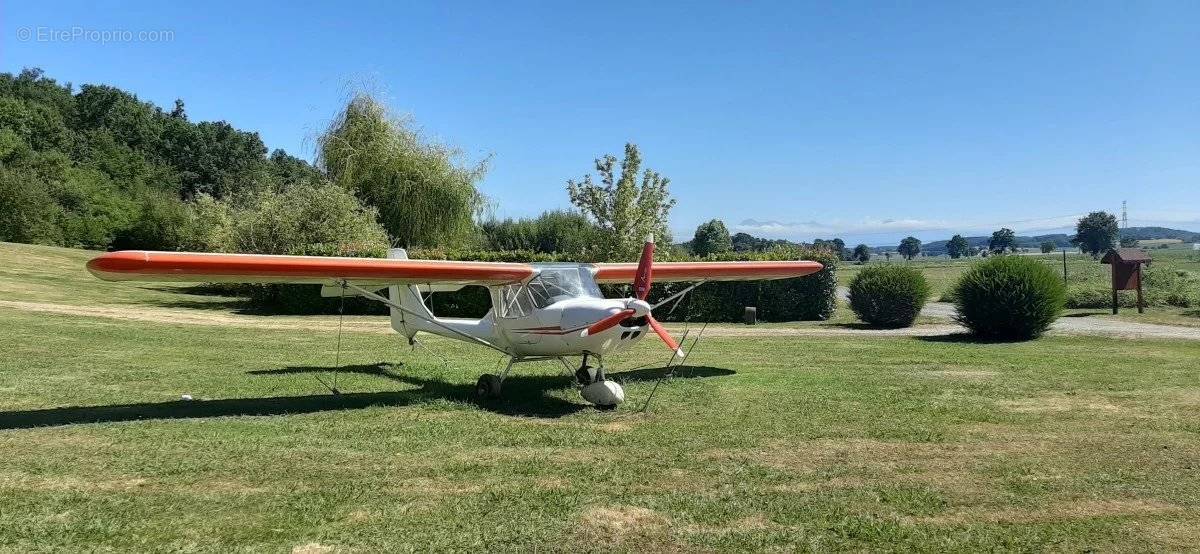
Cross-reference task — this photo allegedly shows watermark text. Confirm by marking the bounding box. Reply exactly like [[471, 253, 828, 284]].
[[16, 26, 174, 43]]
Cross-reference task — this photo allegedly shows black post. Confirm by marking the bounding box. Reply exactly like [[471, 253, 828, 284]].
[[1111, 263, 1119, 315], [1060, 250, 1070, 285], [1136, 265, 1145, 314]]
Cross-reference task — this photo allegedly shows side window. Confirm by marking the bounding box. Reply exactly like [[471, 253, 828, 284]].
[[499, 284, 533, 318]]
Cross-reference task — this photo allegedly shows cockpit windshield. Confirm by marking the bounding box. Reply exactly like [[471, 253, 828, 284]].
[[498, 266, 602, 318]]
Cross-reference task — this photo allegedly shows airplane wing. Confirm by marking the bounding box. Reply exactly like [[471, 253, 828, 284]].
[[590, 260, 823, 283], [87, 251, 535, 286]]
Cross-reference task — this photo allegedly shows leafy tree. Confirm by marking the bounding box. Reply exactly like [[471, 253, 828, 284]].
[[480, 210, 599, 257], [831, 238, 846, 260], [947, 234, 969, 259], [0, 166, 62, 244], [230, 182, 389, 257], [851, 244, 871, 264], [0, 68, 294, 251], [692, 219, 732, 256], [267, 149, 324, 190], [1120, 236, 1137, 247], [814, 238, 846, 259], [731, 232, 758, 252], [1071, 211, 1119, 258], [182, 194, 234, 252], [731, 232, 796, 253], [567, 143, 676, 261], [989, 227, 1016, 253], [111, 191, 196, 250], [319, 93, 486, 248], [1040, 241, 1056, 254], [897, 236, 921, 260], [164, 120, 270, 199]]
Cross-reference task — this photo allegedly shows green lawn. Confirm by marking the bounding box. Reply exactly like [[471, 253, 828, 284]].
[[2, 244, 1199, 551]]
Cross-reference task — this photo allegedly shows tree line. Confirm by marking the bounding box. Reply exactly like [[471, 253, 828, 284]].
[[0, 68, 690, 263], [849, 212, 1124, 263]]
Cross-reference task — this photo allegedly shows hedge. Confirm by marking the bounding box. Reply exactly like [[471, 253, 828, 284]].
[[234, 247, 838, 322]]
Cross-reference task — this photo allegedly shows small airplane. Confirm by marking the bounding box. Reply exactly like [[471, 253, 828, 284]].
[[87, 237, 822, 407]]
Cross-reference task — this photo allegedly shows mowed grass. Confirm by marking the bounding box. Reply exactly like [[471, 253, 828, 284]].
[[1, 243, 1199, 551]]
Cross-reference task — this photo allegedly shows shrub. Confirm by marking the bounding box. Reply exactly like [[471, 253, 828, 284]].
[[847, 265, 931, 328], [951, 256, 1065, 340], [227, 182, 391, 314]]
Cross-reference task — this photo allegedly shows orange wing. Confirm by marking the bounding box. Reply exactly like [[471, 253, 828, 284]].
[[591, 260, 823, 283], [87, 251, 535, 286]]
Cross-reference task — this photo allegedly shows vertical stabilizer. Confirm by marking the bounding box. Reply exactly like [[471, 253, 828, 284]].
[[387, 248, 434, 340]]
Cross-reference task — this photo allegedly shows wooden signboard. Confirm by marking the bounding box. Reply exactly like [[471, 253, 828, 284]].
[[1101, 248, 1151, 314], [1112, 262, 1140, 291]]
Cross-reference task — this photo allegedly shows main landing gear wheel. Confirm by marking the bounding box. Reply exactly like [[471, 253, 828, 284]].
[[475, 373, 502, 400]]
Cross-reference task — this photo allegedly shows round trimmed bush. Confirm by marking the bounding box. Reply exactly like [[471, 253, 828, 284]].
[[951, 256, 1065, 340], [847, 265, 931, 328]]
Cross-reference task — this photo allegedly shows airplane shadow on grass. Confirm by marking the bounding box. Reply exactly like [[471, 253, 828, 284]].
[[0, 364, 735, 430]]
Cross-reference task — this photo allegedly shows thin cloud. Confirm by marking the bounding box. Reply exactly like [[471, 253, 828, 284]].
[[734, 217, 954, 238]]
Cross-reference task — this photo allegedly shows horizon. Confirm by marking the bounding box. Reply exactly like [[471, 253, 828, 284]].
[[4, 1, 1198, 245]]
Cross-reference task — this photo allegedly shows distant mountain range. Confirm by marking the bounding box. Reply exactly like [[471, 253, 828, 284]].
[[889, 226, 1200, 255]]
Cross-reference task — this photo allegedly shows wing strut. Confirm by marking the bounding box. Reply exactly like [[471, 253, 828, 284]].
[[342, 281, 511, 356]]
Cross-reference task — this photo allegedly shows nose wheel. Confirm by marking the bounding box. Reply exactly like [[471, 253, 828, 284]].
[[577, 353, 623, 409]]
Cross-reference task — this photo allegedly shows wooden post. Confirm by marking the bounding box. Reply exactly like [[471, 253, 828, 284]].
[[1111, 262, 1119, 314], [1062, 249, 1068, 284], [1136, 265, 1145, 314]]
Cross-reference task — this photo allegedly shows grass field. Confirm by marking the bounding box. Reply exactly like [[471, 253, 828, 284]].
[[2, 243, 1200, 551]]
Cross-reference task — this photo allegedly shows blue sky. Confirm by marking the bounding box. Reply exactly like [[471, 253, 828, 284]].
[[3, 1, 1198, 245]]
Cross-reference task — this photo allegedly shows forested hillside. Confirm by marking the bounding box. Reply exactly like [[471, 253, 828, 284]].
[[0, 68, 342, 250]]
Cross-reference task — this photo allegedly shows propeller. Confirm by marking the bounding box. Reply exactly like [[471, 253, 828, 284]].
[[582, 235, 685, 358]]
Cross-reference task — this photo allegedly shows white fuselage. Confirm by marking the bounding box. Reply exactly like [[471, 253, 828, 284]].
[[387, 263, 651, 358]]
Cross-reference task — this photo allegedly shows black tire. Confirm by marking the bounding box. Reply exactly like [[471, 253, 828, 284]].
[[575, 366, 594, 386], [475, 373, 501, 399]]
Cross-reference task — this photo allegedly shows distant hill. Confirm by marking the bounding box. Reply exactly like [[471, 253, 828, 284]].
[[909, 226, 1200, 255]]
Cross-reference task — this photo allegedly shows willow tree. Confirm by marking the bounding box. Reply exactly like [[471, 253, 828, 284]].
[[318, 94, 487, 248], [567, 143, 676, 261]]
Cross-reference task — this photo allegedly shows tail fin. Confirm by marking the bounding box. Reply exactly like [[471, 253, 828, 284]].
[[387, 248, 434, 341]]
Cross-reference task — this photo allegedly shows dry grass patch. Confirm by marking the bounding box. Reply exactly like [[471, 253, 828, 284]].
[[291, 542, 336, 554], [576, 505, 673, 547], [916, 369, 997, 379], [0, 300, 392, 334], [387, 477, 485, 496], [996, 395, 1124, 414], [0, 473, 150, 493], [915, 498, 1181, 525]]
